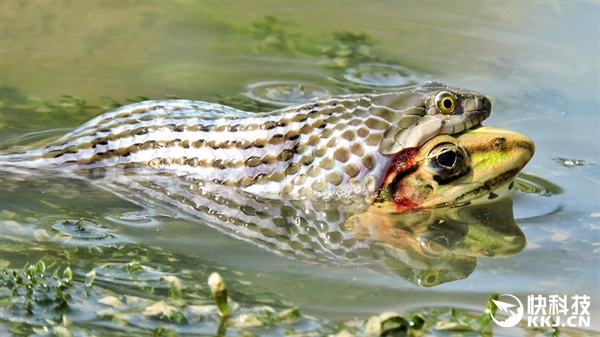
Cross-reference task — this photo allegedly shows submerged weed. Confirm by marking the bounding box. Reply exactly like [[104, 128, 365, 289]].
[[252, 15, 300, 53], [249, 15, 379, 69], [0, 259, 584, 336], [321, 30, 377, 69]]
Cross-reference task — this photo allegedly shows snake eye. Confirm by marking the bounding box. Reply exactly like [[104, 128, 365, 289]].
[[435, 91, 457, 114], [425, 143, 469, 184]]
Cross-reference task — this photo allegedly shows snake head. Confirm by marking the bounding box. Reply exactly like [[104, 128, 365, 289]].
[[372, 82, 492, 155]]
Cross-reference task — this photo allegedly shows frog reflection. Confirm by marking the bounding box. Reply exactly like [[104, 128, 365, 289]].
[[353, 198, 525, 286], [86, 126, 533, 286]]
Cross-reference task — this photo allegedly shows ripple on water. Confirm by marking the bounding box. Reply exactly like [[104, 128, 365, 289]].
[[516, 173, 562, 197], [49, 218, 120, 245], [91, 261, 176, 289], [512, 173, 563, 220], [342, 62, 417, 89], [244, 80, 347, 106], [105, 211, 163, 227]]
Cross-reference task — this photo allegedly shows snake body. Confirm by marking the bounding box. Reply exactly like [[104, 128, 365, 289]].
[[1, 82, 490, 203]]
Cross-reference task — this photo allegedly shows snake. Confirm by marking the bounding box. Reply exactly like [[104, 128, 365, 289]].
[[1, 81, 491, 204]]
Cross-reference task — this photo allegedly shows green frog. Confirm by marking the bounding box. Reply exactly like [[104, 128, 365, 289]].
[[343, 126, 533, 285], [370, 125, 535, 211]]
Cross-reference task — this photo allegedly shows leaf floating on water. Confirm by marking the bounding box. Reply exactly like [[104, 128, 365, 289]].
[[364, 314, 382, 336], [551, 232, 569, 242], [232, 313, 263, 328], [277, 307, 301, 323], [364, 312, 409, 336], [553, 157, 594, 167], [33, 229, 52, 241], [0, 209, 17, 219], [53, 326, 73, 337], [143, 301, 188, 324], [98, 295, 124, 308]]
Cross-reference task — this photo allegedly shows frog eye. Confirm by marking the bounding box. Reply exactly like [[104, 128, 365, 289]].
[[435, 91, 457, 114], [436, 149, 457, 168], [425, 143, 469, 184]]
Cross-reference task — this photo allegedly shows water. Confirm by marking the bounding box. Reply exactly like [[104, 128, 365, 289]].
[[1, 2, 599, 335]]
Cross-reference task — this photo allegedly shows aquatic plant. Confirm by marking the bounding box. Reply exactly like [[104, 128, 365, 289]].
[[2, 259, 574, 336]]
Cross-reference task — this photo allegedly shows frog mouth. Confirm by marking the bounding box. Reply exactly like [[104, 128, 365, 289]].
[[442, 170, 522, 208]]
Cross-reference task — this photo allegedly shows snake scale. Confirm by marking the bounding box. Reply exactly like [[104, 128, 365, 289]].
[[1, 81, 491, 204]]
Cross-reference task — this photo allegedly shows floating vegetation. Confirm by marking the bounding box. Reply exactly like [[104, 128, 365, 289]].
[[1, 11, 594, 336], [2, 259, 582, 336], [553, 158, 596, 167], [51, 218, 115, 241], [1, 261, 76, 325]]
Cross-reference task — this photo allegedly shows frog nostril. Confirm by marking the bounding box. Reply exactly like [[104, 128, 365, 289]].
[[494, 137, 506, 147]]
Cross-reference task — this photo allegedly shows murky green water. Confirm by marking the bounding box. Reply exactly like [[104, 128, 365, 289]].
[[1, 2, 599, 336]]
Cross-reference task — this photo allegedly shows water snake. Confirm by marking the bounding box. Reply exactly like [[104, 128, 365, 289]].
[[1, 81, 490, 204]]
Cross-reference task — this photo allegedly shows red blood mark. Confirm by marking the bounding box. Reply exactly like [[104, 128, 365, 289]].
[[381, 147, 420, 186], [377, 147, 421, 211], [392, 195, 419, 211], [390, 147, 419, 173], [388, 148, 421, 211]]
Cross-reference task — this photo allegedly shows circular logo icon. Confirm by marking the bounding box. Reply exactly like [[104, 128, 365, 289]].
[[491, 294, 524, 328]]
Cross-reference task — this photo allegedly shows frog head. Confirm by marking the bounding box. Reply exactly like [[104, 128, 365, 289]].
[[374, 126, 535, 210]]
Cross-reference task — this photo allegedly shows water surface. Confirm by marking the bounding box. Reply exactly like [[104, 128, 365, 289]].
[[1, 2, 599, 335]]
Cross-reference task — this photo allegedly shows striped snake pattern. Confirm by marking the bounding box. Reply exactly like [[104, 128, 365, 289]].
[[1, 81, 491, 204]]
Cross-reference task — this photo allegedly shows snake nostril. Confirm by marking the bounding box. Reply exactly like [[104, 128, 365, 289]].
[[484, 97, 491, 110]]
